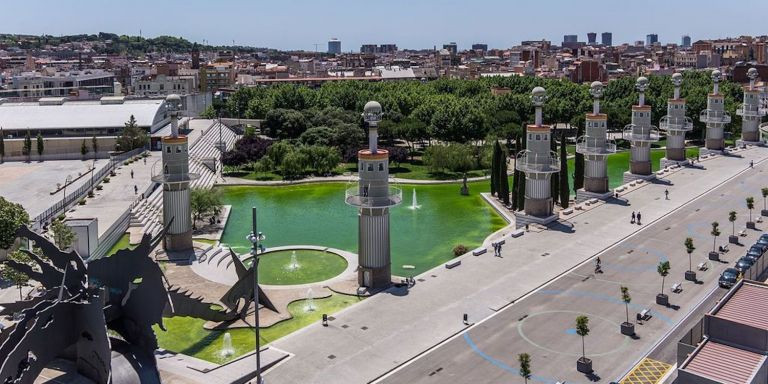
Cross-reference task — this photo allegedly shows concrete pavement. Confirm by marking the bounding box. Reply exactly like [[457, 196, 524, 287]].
[[263, 147, 768, 384]]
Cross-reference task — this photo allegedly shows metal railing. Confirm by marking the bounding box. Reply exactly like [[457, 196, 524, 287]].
[[623, 125, 661, 142], [32, 147, 146, 231], [659, 115, 693, 132], [515, 150, 560, 174], [699, 109, 731, 124], [736, 103, 763, 118], [345, 186, 403, 208], [575, 136, 617, 155]]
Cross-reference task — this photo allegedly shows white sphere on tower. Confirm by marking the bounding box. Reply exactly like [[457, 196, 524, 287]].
[[671, 73, 683, 87], [589, 81, 604, 99], [531, 86, 547, 106], [635, 77, 649, 92], [747, 67, 759, 80], [711, 70, 722, 83]]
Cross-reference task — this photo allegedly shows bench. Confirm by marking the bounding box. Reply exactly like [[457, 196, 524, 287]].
[[672, 283, 683, 293], [739, 229, 748, 237], [637, 308, 652, 321], [472, 248, 487, 256], [510, 229, 524, 238], [562, 208, 574, 215], [445, 260, 461, 269], [758, 217, 764, 223], [697, 262, 709, 271]]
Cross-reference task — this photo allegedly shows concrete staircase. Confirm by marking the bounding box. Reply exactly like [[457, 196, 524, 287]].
[[129, 122, 239, 237]]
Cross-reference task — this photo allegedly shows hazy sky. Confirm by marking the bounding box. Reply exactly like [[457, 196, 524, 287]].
[[3, 0, 766, 51]]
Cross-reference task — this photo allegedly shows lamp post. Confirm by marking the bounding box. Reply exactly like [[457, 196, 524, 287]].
[[63, 175, 72, 204], [246, 207, 266, 384]]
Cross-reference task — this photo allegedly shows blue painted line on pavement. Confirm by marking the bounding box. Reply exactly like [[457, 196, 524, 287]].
[[463, 332, 561, 384], [535, 289, 674, 324]]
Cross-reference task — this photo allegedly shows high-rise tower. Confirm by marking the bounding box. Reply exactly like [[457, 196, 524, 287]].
[[660, 73, 693, 166], [152, 94, 199, 251], [345, 101, 402, 289], [699, 70, 731, 155], [736, 68, 764, 145], [515, 87, 560, 227], [576, 81, 616, 202], [623, 77, 660, 183]]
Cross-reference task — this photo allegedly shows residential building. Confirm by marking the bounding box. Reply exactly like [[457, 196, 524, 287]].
[[563, 35, 578, 44], [471, 43, 488, 54], [601, 32, 613, 46], [328, 38, 341, 55], [646, 34, 659, 46], [134, 74, 198, 96], [587, 32, 597, 45], [199, 62, 236, 92], [682, 35, 692, 48], [443, 42, 458, 56], [4, 70, 115, 99]]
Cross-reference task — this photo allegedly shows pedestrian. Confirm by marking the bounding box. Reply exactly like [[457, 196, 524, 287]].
[[665, 189, 669, 200], [637, 211, 642, 225], [750, 160, 754, 168], [631, 211, 636, 224], [143, 157, 147, 165], [134, 185, 138, 195], [497, 242, 503, 257], [697, 154, 700, 162], [130, 169, 134, 179]]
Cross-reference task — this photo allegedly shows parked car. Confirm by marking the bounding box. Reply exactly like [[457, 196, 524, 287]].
[[759, 233, 768, 242], [751, 243, 768, 254], [757, 236, 768, 246], [743, 252, 760, 263], [719, 268, 740, 288], [735, 257, 755, 273]]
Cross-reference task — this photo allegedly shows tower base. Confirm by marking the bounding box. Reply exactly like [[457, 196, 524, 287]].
[[705, 138, 725, 152], [660, 157, 690, 168], [523, 197, 553, 218], [358, 264, 391, 290], [741, 131, 760, 143], [699, 147, 723, 157], [583, 176, 609, 195], [622, 171, 656, 185], [736, 139, 763, 148], [664, 147, 686, 163], [164, 231, 193, 252], [576, 189, 614, 204], [629, 160, 651, 176], [514, 211, 557, 229]]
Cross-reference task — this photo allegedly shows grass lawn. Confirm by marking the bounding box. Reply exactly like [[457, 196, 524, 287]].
[[155, 294, 363, 364], [223, 170, 282, 181], [106, 233, 135, 256], [248, 249, 348, 285], [337, 161, 486, 180], [194, 238, 219, 246]]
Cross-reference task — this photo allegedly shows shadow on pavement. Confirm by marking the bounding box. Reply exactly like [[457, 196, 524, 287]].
[[650, 178, 673, 186], [547, 220, 575, 234], [605, 197, 630, 206], [586, 372, 602, 382]]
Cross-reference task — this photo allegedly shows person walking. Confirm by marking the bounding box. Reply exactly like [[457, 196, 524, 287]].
[[665, 189, 669, 200], [134, 185, 138, 195], [750, 160, 754, 168], [631, 211, 636, 224], [130, 169, 134, 179], [143, 157, 147, 165], [636, 211, 642, 225]]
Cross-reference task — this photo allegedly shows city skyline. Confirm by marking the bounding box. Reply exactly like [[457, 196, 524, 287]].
[[1, 0, 767, 51]]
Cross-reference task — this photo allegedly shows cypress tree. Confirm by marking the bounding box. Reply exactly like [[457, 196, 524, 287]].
[[574, 123, 585, 191], [559, 131, 570, 208], [36, 133, 44, 161], [499, 145, 510, 206], [550, 134, 559, 205], [0, 128, 4, 163], [490, 140, 501, 196], [23, 131, 32, 161], [516, 124, 528, 211], [511, 137, 521, 211]]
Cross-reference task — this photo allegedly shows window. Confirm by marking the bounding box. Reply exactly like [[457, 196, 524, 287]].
[[176, 146, 182, 153], [367, 164, 373, 172], [166, 146, 171, 153], [378, 163, 384, 171], [535, 134, 541, 140]]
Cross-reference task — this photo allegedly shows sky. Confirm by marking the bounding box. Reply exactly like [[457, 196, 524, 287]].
[[2, 0, 767, 52]]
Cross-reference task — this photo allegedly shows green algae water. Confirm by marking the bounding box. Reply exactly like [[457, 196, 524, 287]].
[[218, 181, 506, 276]]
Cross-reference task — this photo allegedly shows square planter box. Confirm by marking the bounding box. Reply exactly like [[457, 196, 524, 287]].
[[577, 357, 593, 373], [656, 293, 669, 306], [685, 270, 697, 281], [708, 251, 720, 261], [747, 221, 756, 229], [762, 209, 768, 217], [621, 322, 635, 336], [729, 235, 739, 244]]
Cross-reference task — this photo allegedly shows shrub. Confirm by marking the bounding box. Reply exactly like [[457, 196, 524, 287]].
[[96, 185, 103, 191], [103, 177, 111, 183], [88, 191, 95, 198], [78, 199, 86, 205], [453, 244, 469, 257]]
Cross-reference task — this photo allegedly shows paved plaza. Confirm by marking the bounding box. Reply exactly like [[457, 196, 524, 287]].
[[263, 147, 768, 384]]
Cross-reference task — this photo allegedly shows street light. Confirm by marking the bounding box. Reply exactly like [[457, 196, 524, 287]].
[[246, 207, 266, 384], [63, 175, 72, 204]]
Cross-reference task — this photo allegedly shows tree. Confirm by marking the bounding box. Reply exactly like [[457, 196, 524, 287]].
[[762, 187, 768, 211], [550, 135, 559, 205], [575, 315, 590, 362], [252, 157, 274, 178], [710, 222, 720, 253], [729, 211, 737, 237], [511, 135, 523, 211], [51, 219, 75, 251], [0, 127, 5, 163], [499, 149, 510, 206], [746, 196, 755, 222], [0, 197, 29, 250], [200, 105, 217, 119], [91, 136, 98, 159], [116, 115, 149, 151], [518, 353, 532, 384], [490, 141, 501, 196], [559, 131, 570, 208], [36, 132, 44, 161], [190, 188, 223, 228], [685, 237, 696, 273], [22, 130, 32, 161], [657, 261, 671, 296], [81, 139, 89, 157], [620, 286, 631, 325], [0, 250, 31, 300], [574, 124, 585, 191]]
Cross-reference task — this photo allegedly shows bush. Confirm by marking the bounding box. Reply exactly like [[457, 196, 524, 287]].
[[56, 214, 66, 222], [78, 199, 86, 205], [96, 185, 103, 191], [453, 244, 469, 257], [88, 191, 95, 198], [103, 177, 111, 183]]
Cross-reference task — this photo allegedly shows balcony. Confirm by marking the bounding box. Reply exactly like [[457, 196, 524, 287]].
[[699, 110, 731, 124], [736, 103, 763, 118], [515, 150, 560, 174], [659, 115, 693, 132], [623, 124, 661, 142], [575, 136, 617, 156], [345, 186, 403, 208]]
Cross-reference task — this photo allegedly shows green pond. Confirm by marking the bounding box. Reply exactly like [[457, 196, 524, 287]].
[[218, 181, 507, 276], [256, 249, 348, 285]]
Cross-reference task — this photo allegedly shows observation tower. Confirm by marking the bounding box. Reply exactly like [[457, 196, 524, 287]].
[[514, 87, 560, 228], [623, 77, 659, 183], [660, 73, 693, 167], [152, 94, 199, 251], [736, 67, 764, 146], [345, 101, 402, 289], [699, 70, 730, 155], [575, 81, 616, 202]]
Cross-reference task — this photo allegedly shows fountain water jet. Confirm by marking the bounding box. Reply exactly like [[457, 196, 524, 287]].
[[304, 288, 316, 312], [219, 332, 235, 358], [286, 250, 300, 271], [409, 189, 421, 210]]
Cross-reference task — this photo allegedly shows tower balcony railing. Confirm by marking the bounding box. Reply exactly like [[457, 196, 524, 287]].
[[150, 160, 200, 184], [622, 124, 661, 142], [699, 109, 731, 124], [345, 186, 403, 208], [760, 122, 768, 135], [736, 103, 764, 118], [515, 150, 560, 174], [659, 115, 693, 132], [575, 136, 617, 156]]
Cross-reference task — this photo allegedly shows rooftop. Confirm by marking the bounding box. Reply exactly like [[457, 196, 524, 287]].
[[683, 340, 765, 384], [713, 281, 768, 330]]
